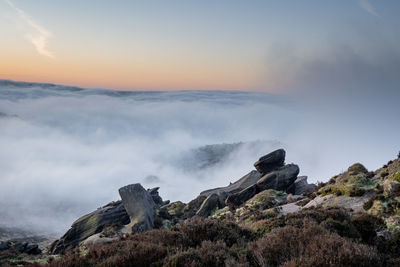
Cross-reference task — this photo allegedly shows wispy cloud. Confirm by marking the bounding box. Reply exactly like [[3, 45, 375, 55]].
[[5, 0, 54, 58], [358, 0, 379, 17]]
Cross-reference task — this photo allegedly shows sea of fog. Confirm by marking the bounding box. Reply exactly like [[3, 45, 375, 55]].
[[0, 79, 398, 235]]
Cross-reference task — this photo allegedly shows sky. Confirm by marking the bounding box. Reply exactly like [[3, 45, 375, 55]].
[[1, 0, 399, 94]]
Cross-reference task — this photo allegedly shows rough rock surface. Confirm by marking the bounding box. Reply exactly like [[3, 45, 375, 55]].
[[278, 202, 302, 215], [196, 193, 220, 217], [254, 149, 285, 174], [225, 184, 258, 208], [257, 164, 299, 192], [383, 180, 400, 196], [119, 183, 155, 233], [304, 195, 370, 213], [200, 170, 261, 196], [82, 233, 118, 247], [288, 176, 316, 195], [148, 187, 169, 206], [50, 201, 129, 253]]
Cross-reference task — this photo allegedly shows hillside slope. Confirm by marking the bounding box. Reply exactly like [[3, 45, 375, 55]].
[[2, 150, 400, 266]]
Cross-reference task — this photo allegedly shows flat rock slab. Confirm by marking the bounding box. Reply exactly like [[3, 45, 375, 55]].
[[278, 202, 302, 215], [200, 170, 261, 196], [304, 195, 370, 213], [82, 233, 118, 247]]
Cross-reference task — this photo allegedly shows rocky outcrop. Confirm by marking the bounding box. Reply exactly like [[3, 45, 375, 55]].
[[225, 184, 258, 208], [203, 149, 302, 208], [0, 241, 42, 254], [181, 195, 208, 219], [225, 164, 299, 207], [383, 180, 400, 197], [287, 176, 316, 195], [52, 148, 313, 253], [254, 149, 285, 174], [119, 183, 155, 233], [200, 170, 261, 196], [196, 193, 220, 217], [304, 194, 370, 213], [148, 187, 169, 206], [257, 164, 299, 192], [50, 201, 130, 253]]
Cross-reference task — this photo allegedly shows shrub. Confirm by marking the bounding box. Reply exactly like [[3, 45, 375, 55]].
[[349, 186, 366, 197], [164, 241, 237, 267], [46, 249, 90, 267], [381, 230, 400, 256], [251, 207, 351, 236], [250, 223, 380, 267], [177, 217, 255, 247], [320, 218, 360, 239], [351, 214, 384, 244]]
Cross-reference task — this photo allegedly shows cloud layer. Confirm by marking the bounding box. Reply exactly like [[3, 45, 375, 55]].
[[0, 81, 399, 235]]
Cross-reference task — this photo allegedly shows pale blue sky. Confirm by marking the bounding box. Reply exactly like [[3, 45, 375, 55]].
[[0, 0, 399, 95]]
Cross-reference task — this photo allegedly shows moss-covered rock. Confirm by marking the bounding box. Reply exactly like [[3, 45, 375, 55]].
[[384, 180, 400, 197], [389, 171, 400, 183], [166, 201, 186, 217], [368, 200, 385, 216], [245, 189, 287, 209], [348, 163, 368, 174], [50, 201, 130, 254]]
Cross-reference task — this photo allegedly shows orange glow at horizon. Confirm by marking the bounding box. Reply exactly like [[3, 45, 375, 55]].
[[0, 39, 274, 90], [1, 49, 267, 91]]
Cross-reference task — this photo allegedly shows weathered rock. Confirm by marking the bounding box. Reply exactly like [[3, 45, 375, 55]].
[[348, 163, 368, 174], [196, 193, 220, 217], [217, 191, 228, 207], [257, 164, 299, 192], [119, 183, 155, 233], [287, 176, 316, 195], [51, 200, 130, 253], [0, 241, 8, 251], [278, 202, 302, 215], [82, 233, 118, 247], [225, 184, 258, 208], [254, 149, 286, 174], [147, 187, 165, 206], [200, 170, 261, 196], [182, 195, 207, 219], [304, 194, 370, 213], [164, 201, 186, 218], [12, 241, 27, 253], [157, 208, 172, 220], [383, 180, 400, 197], [25, 243, 41, 255]]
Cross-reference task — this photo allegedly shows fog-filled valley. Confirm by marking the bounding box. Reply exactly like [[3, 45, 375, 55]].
[[0, 79, 398, 235]]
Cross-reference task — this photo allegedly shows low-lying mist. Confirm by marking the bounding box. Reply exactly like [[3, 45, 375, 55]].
[[0, 80, 398, 235]]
